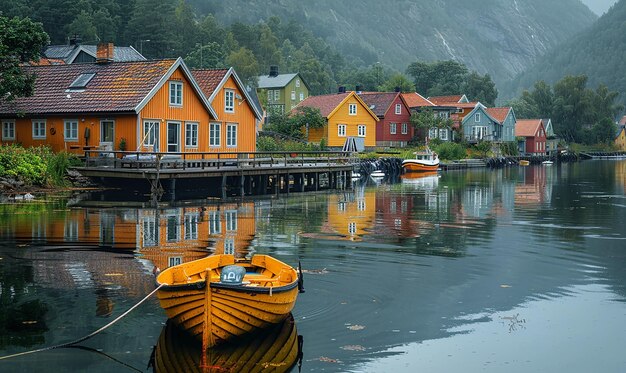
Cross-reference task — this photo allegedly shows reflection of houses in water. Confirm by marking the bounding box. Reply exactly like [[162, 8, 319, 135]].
[[375, 188, 419, 237], [461, 183, 494, 218], [616, 161, 626, 193], [137, 203, 256, 270], [515, 166, 550, 206], [324, 187, 376, 241]]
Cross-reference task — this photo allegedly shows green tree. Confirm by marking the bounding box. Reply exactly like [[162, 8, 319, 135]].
[[184, 42, 225, 69], [552, 75, 594, 143], [380, 73, 414, 92], [463, 71, 498, 106], [258, 24, 282, 73], [125, 0, 178, 58], [226, 47, 259, 88], [0, 15, 49, 101], [266, 106, 325, 139], [591, 117, 617, 144], [410, 108, 453, 143], [66, 10, 97, 42]]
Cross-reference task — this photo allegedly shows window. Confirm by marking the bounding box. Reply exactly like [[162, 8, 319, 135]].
[[32, 120, 46, 139], [166, 214, 180, 242], [438, 111, 449, 119], [69, 73, 96, 89], [291, 91, 296, 100], [358, 125, 366, 137], [168, 257, 182, 267], [64, 219, 78, 241], [439, 128, 448, 141], [395, 104, 401, 115], [184, 213, 199, 240], [143, 120, 158, 147], [402, 123, 408, 134], [299, 92, 304, 101], [224, 238, 235, 255], [474, 113, 481, 122], [169, 81, 183, 106], [472, 126, 488, 140], [267, 90, 272, 102], [274, 90, 280, 101], [348, 222, 357, 235], [357, 199, 366, 211], [209, 122, 221, 147], [209, 211, 221, 234], [143, 216, 158, 247], [101, 120, 114, 143], [338, 124, 346, 137], [429, 128, 438, 139], [296, 79, 300, 87], [185, 122, 198, 148], [225, 89, 234, 113], [64, 120, 78, 141], [226, 123, 237, 147], [2, 120, 15, 140], [225, 210, 237, 231], [390, 123, 397, 134], [349, 104, 357, 115]]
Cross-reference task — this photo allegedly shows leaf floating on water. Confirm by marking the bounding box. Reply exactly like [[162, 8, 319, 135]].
[[341, 345, 366, 351], [318, 356, 340, 363], [500, 284, 512, 288], [347, 324, 365, 331]]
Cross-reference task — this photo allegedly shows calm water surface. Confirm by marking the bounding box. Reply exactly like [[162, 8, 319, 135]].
[[1, 160, 625, 372]]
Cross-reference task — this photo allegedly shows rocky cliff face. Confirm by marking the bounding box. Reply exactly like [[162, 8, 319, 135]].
[[193, 0, 596, 85]]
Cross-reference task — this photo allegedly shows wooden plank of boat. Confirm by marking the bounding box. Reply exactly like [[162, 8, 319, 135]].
[[156, 254, 302, 348], [153, 313, 301, 372]]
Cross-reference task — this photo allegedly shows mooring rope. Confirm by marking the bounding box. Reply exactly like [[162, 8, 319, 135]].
[[0, 283, 164, 361]]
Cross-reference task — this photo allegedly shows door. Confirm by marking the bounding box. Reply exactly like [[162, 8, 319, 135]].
[[167, 122, 180, 152], [100, 119, 115, 148]]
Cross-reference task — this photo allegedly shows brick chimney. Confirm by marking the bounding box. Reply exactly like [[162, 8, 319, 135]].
[[96, 43, 114, 64]]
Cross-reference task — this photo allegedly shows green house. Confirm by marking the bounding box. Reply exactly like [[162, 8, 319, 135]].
[[257, 66, 310, 115]]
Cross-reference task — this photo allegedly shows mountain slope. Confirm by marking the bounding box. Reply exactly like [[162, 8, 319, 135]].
[[190, 0, 596, 85], [502, 0, 626, 104]]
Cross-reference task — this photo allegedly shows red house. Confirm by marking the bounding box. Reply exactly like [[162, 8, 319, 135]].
[[358, 92, 412, 147], [516, 119, 547, 155]]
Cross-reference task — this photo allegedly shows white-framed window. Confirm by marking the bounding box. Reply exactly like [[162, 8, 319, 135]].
[[291, 91, 296, 100], [143, 216, 158, 247], [438, 111, 449, 119], [395, 104, 401, 115], [299, 92, 304, 101], [338, 124, 346, 137], [358, 125, 366, 137], [166, 214, 180, 242], [143, 120, 158, 147], [349, 103, 357, 115], [337, 202, 346, 212], [390, 201, 396, 213], [168, 257, 182, 267], [348, 222, 357, 236], [64, 120, 78, 141], [185, 122, 198, 148], [390, 123, 397, 134], [225, 210, 237, 231], [169, 81, 183, 106], [439, 128, 448, 140], [402, 123, 408, 134], [224, 238, 235, 255], [474, 113, 481, 122], [184, 213, 199, 240], [209, 122, 221, 147], [357, 199, 366, 211], [472, 126, 488, 140], [2, 120, 15, 140], [429, 128, 438, 139], [32, 120, 46, 139], [296, 79, 300, 87], [209, 211, 221, 234], [64, 219, 78, 241], [274, 90, 280, 101], [226, 123, 237, 147], [225, 89, 235, 113]]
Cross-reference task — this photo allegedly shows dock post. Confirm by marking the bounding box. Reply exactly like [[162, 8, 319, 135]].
[[240, 174, 245, 197], [221, 175, 227, 199]]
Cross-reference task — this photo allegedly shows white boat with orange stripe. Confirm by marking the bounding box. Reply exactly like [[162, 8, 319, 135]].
[[402, 149, 440, 173]]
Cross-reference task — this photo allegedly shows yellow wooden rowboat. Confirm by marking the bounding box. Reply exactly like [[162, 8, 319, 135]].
[[156, 254, 303, 348], [152, 313, 302, 373]]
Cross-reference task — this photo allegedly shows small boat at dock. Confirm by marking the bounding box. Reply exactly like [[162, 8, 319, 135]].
[[370, 169, 385, 178], [519, 160, 530, 166], [542, 160, 554, 165], [156, 254, 303, 348], [402, 149, 439, 173]]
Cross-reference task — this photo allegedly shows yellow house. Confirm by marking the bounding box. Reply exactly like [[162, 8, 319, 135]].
[[615, 125, 626, 151], [297, 91, 379, 149]]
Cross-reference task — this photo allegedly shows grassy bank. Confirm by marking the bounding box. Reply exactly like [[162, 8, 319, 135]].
[[0, 145, 81, 189]]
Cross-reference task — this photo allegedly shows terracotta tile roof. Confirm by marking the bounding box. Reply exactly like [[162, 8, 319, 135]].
[[428, 95, 464, 105], [516, 119, 543, 137], [458, 101, 479, 109], [485, 107, 512, 123], [0, 59, 177, 115], [358, 92, 399, 117], [191, 69, 229, 98], [401, 92, 434, 108], [297, 92, 350, 117], [23, 58, 66, 66]]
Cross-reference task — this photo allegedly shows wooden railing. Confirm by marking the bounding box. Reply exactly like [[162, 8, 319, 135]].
[[83, 150, 358, 170]]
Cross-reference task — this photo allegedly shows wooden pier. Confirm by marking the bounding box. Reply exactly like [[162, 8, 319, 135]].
[[75, 150, 357, 200]]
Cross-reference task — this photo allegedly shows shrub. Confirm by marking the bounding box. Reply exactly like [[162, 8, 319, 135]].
[[433, 142, 467, 160], [0, 145, 79, 186]]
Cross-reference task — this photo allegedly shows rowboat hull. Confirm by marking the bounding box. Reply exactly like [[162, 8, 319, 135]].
[[402, 160, 439, 172], [153, 313, 301, 373], [156, 254, 300, 347]]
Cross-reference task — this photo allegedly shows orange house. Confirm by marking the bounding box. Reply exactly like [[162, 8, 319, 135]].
[[0, 45, 218, 156], [192, 68, 263, 154], [297, 91, 379, 150], [324, 188, 376, 241]]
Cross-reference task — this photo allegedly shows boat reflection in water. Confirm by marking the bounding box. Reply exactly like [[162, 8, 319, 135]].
[[151, 313, 303, 373], [401, 171, 440, 189]]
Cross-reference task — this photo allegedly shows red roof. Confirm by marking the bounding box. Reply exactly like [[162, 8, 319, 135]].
[[428, 95, 464, 105], [457, 102, 479, 109], [516, 119, 543, 137], [191, 69, 229, 98], [0, 59, 179, 115], [358, 92, 400, 117], [23, 58, 66, 66], [297, 92, 350, 117], [401, 92, 434, 108], [485, 107, 512, 124]]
